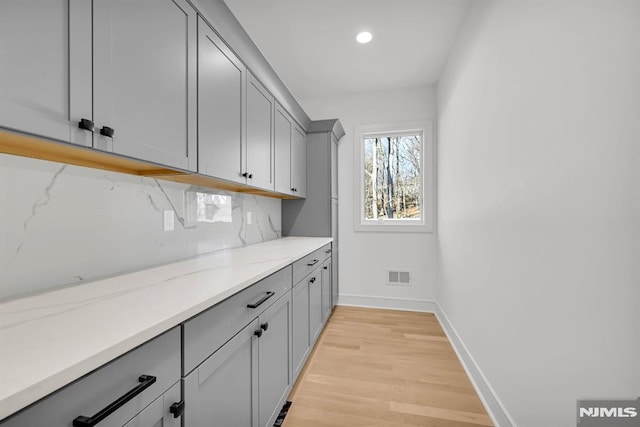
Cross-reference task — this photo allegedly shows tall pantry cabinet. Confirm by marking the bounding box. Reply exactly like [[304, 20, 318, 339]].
[[282, 119, 344, 307]]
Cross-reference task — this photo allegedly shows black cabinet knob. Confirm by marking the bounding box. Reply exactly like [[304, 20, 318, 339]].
[[248, 173, 253, 179], [260, 322, 269, 331], [170, 401, 185, 418], [309, 277, 316, 284], [100, 126, 115, 138], [323, 266, 328, 270], [78, 118, 94, 132], [254, 329, 263, 338], [242, 172, 249, 178]]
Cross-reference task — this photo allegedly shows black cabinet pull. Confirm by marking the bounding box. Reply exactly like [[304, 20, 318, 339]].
[[323, 266, 328, 270], [309, 277, 316, 284], [247, 291, 275, 309], [99, 126, 114, 138], [170, 400, 185, 418], [260, 322, 269, 331], [248, 173, 253, 179], [254, 329, 263, 338], [78, 118, 94, 132], [307, 259, 319, 267], [242, 172, 249, 178], [72, 375, 156, 427]]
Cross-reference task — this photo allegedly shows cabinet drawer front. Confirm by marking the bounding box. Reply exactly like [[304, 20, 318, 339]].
[[183, 266, 292, 374], [292, 244, 332, 285], [1, 328, 181, 427]]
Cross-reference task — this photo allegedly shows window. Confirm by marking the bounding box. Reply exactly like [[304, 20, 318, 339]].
[[355, 121, 434, 232]]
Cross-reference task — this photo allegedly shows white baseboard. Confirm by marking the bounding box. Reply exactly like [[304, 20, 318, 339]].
[[434, 303, 517, 427], [336, 294, 515, 426], [337, 294, 438, 312]]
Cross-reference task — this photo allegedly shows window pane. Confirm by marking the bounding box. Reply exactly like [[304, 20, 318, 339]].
[[363, 134, 421, 221]]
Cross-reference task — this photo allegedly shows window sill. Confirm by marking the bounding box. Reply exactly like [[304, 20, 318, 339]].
[[354, 221, 433, 233]]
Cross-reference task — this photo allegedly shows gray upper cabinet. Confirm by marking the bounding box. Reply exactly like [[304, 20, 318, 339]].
[[291, 125, 307, 197], [246, 73, 275, 191], [274, 104, 293, 195], [275, 103, 306, 198], [197, 17, 246, 183], [0, 0, 92, 147], [92, 0, 197, 171]]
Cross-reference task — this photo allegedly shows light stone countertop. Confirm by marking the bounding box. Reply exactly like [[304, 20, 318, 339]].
[[0, 236, 332, 421]]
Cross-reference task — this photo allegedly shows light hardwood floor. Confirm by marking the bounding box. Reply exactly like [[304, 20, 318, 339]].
[[283, 306, 493, 427]]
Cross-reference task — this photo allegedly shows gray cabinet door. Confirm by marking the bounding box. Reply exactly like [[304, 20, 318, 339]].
[[93, 0, 197, 171], [198, 17, 245, 183], [309, 270, 323, 345], [321, 260, 332, 323], [184, 319, 259, 427], [292, 279, 310, 380], [331, 134, 339, 199], [123, 382, 181, 427], [246, 73, 274, 191], [274, 105, 292, 195], [258, 292, 292, 427], [0, 0, 92, 147], [291, 126, 307, 197]]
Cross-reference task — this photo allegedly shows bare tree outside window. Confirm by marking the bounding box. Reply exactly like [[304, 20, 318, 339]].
[[363, 134, 422, 221]]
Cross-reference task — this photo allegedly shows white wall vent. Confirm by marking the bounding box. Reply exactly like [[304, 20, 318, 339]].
[[387, 270, 411, 286]]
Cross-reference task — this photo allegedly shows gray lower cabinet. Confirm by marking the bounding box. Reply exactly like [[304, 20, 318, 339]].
[[0, 328, 182, 427], [292, 277, 311, 380], [183, 319, 260, 427], [0, 0, 92, 147], [197, 16, 246, 184], [321, 259, 332, 323], [92, 0, 197, 171], [308, 269, 323, 345], [246, 73, 274, 191], [183, 292, 292, 427], [258, 292, 293, 427], [123, 382, 181, 427]]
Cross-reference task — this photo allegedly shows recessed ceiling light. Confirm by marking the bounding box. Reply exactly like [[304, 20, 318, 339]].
[[356, 31, 373, 44]]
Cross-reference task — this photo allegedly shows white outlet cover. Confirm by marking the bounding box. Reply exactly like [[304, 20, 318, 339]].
[[163, 210, 175, 231]]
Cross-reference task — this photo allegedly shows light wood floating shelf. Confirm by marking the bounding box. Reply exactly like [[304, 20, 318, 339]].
[[0, 129, 297, 199]]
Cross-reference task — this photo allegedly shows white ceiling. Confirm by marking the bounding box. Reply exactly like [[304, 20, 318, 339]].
[[224, 0, 470, 100]]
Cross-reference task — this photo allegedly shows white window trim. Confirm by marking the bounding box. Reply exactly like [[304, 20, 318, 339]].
[[354, 120, 434, 233]]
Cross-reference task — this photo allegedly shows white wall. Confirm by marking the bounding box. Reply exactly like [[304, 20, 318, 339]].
[[437, 1, 640, 425], [301, 86, 439, 310]]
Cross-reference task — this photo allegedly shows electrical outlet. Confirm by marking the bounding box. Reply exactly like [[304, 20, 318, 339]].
[[163, 210, 175, 231], [247, 211, 252, 225]]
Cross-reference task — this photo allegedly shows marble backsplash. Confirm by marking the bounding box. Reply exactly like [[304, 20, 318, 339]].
[[0, 153, 281, 301]]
